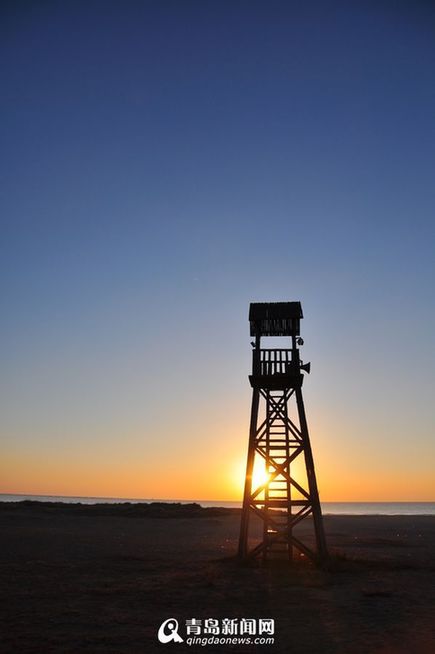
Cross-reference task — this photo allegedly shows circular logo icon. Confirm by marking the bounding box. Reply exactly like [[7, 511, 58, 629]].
[[158, 618, 184, 644]]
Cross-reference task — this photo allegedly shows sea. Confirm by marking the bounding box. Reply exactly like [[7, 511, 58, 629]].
[[1, 494, 435, 515]]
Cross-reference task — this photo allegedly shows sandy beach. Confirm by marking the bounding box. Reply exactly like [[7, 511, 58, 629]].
[[1, 502, 435, 653]]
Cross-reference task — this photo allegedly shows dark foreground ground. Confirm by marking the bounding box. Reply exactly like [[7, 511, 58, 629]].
[[1, 502, 435, 654]]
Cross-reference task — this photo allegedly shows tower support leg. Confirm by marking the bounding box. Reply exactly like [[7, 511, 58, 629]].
[[238, 388, 260, 560], [295, 386, 328, 563]]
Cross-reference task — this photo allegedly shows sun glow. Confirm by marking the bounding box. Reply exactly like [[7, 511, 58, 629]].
[[251, 458, 270, 491], [232, 456, 270, 497]]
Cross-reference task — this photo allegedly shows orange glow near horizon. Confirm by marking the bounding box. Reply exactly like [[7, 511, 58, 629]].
[[2, 447, 435, 503]]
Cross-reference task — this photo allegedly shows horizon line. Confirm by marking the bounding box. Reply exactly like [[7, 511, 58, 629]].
[[1, 492, 435, 504]]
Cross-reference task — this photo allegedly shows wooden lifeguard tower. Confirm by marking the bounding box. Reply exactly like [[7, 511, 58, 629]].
[[238, 302, 328, 563]]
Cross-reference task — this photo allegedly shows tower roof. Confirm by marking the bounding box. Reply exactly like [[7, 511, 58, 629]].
[[249, 301, 303, 337]]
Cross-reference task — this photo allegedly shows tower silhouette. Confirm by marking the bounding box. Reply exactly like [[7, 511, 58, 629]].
[[238, 302, 328, 563]]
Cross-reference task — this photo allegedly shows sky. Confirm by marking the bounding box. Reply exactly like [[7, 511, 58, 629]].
[[1, 0, 435, 502]]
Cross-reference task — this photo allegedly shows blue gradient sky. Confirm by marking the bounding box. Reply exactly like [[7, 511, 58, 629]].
[[1, 1, 435, 500]]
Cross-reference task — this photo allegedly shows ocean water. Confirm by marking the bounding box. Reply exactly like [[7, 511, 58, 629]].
[[1, 494, 435, 515]]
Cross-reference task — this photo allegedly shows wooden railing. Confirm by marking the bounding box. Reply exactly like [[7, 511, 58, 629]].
[[252, 349, 298, 376]]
